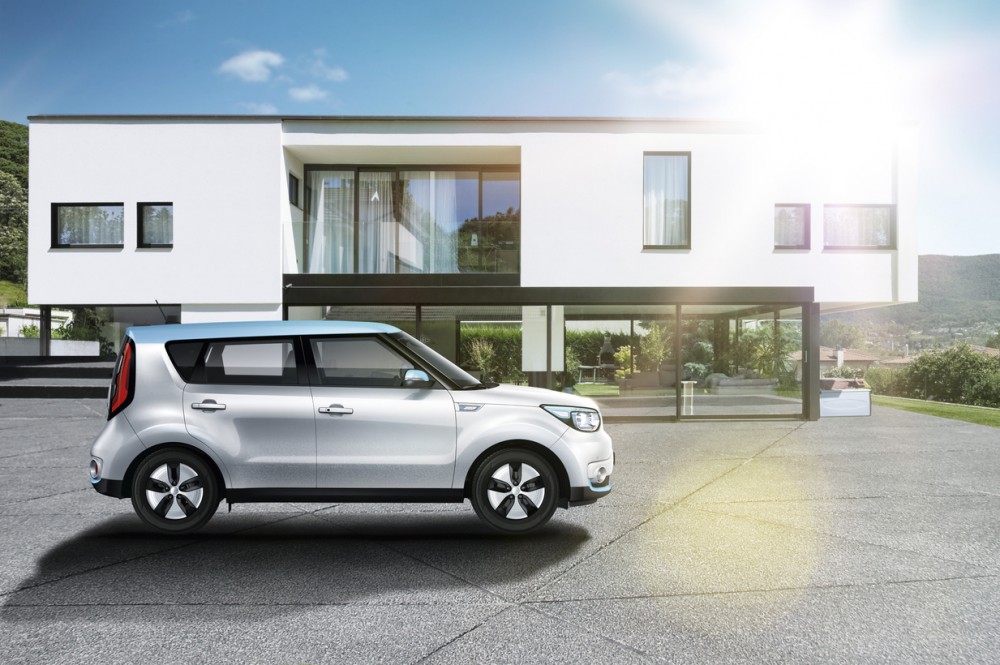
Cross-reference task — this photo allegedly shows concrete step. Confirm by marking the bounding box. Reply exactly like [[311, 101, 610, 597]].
[[0, 359, 114, 398]]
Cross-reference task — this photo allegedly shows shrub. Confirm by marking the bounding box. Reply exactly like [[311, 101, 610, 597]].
[[865, 366, 904, 396]]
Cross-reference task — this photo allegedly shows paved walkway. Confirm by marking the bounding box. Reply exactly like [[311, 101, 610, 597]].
[[0, 399, 997, 663]]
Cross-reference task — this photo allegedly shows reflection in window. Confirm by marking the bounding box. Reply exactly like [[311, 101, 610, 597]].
[[303, 167, 519, 274], [310, 337, 413, 387], [138, 203, 173, 247], [643, 153, 690, 248], [200, 339, 298, 385], [824, 205, 895, 249], [774, 204, 810, 249], [52, 204, 124, 247]]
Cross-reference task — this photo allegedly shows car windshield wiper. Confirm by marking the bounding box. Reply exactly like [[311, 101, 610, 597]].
[[462, 382, 499, 390]]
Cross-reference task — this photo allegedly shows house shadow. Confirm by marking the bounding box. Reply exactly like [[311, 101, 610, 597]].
[[3, 509, 590, 620]]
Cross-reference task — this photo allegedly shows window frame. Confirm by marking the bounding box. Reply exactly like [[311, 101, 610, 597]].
[[174, 336, 307, 386], [773, 203, 811, 250], [302, 164, 521, 275], [137, 202, 174, 249], [303, 333, 424, 389], [642, 151, 692, 250], [288, 172, 300, 208], [823, 204, 897, 250], [50, 202, 125, 249]]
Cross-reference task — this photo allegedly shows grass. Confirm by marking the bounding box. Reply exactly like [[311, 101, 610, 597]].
[[873, 395, 1000, 429], [572, 383, 620, 397], [0, 280, 27, 307]]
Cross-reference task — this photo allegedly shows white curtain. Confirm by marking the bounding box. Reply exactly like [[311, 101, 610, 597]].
[[643, 155, 689, 247], [359, 171, 396, 273], [57, 205, 124, 245], [401, 171, 460, 273], [307, 171, 354, 273], [774, 205, 807, 247], [823, 206, 892, 247]]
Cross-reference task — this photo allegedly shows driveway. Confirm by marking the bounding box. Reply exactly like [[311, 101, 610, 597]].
[[1, 399, 998, 664]]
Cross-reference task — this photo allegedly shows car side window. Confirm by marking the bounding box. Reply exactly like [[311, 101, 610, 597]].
[[193, 338, 299, 385], [309, 336, 414, 388]]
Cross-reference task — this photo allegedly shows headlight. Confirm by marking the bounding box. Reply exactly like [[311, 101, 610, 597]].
[[542, 405, 602, 432]]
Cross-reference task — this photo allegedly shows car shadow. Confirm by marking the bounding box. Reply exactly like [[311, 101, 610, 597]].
[[3, 509, 591, 618]]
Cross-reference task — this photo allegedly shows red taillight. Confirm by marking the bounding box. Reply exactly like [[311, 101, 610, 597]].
[[108, 339, 135, 419]]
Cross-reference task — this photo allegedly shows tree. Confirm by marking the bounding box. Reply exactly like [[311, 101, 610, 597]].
[[821, 319, 866, 349], [0, 120, 28, 191], [0, 170, 28, 285], [987, 332, 1000, 349]]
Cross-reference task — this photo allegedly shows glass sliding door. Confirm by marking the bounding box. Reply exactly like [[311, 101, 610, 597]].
[[680, 305, 803, 418], [299, 166, 519, 275], [305, 170, 354, 274]]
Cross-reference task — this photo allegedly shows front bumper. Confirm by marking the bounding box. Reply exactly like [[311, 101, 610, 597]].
[[91, 477, 125, 498], [568, 475, 613, 506]]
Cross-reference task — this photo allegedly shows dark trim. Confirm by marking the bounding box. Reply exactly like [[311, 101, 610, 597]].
[[51, 202, 125, 249], [225, 487, 465, 503], [288, 172, 300, 207], [774, 203, 811, 250], [568, 484, 612, 506], [288, 273, 520, 289], [642, 152, 692, 250], [804, 302, 821, 420], [91, 478, 125, 498], [283, 281, 814, 307], [137, 202, 174, 249]]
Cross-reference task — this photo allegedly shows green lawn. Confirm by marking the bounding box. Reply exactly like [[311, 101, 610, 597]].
[[0, 280, 27, 307], [873, 395, 1000, 429], [572, 383, 621, 397]]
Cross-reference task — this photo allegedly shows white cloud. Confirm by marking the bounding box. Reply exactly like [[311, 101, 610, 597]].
[[309, 48, 349, 82], [239, 101, 278, 115], [218, 50, 285, 83], [288, 85, 328, 102]]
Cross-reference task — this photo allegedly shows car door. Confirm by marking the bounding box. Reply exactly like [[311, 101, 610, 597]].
[[307, 335, 457, 489], [182, 336, 316, 489]]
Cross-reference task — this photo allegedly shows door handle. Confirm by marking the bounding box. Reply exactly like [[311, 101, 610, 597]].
[[191, 400, 227, 411], [318, 405, 353, 415]]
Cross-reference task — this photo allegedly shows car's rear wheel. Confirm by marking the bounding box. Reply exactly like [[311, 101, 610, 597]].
[[470, 448, 559, 534], [130, 448, 219, 534]]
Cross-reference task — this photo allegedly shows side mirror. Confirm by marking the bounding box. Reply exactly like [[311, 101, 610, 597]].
[[402, 368, 434, 388]]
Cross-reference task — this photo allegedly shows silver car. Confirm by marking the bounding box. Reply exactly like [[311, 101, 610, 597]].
[[89, 320, 614, 534]]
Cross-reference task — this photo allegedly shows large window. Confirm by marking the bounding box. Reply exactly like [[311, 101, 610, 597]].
[[643, 153, 690, 249], [303, 167, 519, 274], [823, 204, 895, 249], [51, 203, 124, 248], [774, 204, 810, 249], [138, 203, 173, 248]]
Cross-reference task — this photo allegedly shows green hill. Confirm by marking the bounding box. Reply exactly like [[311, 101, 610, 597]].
[[829, 254, 1000, 339]]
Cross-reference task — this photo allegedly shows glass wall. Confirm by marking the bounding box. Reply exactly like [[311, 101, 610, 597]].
[[680, 305, 803, 418], [297, 167, 519, 275], [285, 300, 807, 420]]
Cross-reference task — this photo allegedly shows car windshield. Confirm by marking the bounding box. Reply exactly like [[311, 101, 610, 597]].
[[390, 332, 485, 389]]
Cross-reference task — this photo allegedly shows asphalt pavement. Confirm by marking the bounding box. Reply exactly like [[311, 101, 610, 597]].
[[1, 398, 998, 664]]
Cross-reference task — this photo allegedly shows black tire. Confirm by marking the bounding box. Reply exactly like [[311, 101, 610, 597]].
[[130, 447, 219, 534], [470, 448, 559, 534]]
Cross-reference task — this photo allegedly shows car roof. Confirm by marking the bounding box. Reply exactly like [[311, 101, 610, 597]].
[[127, 320, 401, 344]]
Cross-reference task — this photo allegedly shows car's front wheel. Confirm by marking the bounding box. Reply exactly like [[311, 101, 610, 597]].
[[130, 448, 219, 534], [470, 448, 559, 534]]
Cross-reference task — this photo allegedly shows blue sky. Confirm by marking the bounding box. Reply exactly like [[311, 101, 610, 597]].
[[2, 0, 999, 255]]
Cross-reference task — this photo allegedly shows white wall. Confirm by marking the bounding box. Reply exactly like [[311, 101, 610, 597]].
[[284, 118, 917, 307], [28, 117, 917, 314], [29, 119, 284, 307]]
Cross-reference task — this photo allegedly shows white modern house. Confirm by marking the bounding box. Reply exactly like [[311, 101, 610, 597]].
[[27, 115, 918, 420]]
